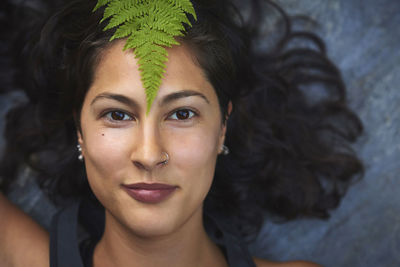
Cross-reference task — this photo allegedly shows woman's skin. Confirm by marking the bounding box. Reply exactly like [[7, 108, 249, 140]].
[[0, 193, 49, 267], [0, 39, 320, 267], [79, 40, 229, 267]]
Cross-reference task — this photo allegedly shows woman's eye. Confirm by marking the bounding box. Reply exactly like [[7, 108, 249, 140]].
[[105, 111, 133, 121], [169, 109, 196, 121]]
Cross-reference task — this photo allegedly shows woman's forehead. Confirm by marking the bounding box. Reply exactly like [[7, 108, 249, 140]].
[[87, 40, 218, 109]]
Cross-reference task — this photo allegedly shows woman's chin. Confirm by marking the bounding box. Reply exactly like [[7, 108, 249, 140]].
[[119, 213, 184, 239], [104, 202, 187, 239]]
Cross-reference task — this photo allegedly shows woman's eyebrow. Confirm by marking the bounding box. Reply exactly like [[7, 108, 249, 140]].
[[160, 90, 210, 106], [90, 90, 209, 108], [90, 93, 141, 109]]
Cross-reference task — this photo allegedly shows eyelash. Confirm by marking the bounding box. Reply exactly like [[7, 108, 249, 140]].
[[101, 108, 197, 123]]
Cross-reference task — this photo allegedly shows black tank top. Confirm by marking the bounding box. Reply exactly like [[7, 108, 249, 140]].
[[49, 199, 257, 267]]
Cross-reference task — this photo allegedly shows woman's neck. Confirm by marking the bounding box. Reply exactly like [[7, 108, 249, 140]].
[[93, 208, 227, 267]]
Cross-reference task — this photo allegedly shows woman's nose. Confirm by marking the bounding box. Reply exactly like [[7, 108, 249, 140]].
[[130, 123, 166, 171]]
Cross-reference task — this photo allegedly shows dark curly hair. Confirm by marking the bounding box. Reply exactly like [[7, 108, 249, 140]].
[[0, 0, 363, 240]]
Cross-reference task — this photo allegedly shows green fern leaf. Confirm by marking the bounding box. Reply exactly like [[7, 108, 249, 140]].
[[94, 0, 197, 112], [101, 0, 138, 22], [154, 1, 192, 26], [110, 20, 139, 40], [167, 0, 197, 20], [93, 0, 111, 12], [104, 3, 150, 30]]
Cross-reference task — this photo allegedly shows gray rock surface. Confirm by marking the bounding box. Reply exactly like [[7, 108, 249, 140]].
[[249, 1, 400, 267], [1, 0, 399, 266]]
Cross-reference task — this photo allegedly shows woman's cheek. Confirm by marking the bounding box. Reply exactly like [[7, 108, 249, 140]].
[[84, 128, 132, 182], [170, 128, 219, 183]]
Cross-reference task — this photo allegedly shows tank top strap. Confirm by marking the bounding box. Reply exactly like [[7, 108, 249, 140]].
[[222, 230, 257, 267], [49, 201, 83, 267], [204, 213, 257, 267]]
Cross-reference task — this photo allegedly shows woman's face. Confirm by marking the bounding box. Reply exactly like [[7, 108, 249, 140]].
[[78, 40, 228, 237]]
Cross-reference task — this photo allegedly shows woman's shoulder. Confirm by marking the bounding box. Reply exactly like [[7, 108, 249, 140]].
[[253, 257, 322, 267], [0, 193, 49, 267]]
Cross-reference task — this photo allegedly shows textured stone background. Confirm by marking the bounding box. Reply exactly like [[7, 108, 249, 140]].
[[248, 1, 400, 267], [1, 0, 400, 266]]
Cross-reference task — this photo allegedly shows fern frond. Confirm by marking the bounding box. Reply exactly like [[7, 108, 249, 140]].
[[93, 0, 111, 12], [110, 20, 139, 41], [104, 2, 150, 30], [150, 18, 186, 35], [135, 44, 165, 60], [167, 0, 197, 20], [101, 0, 139, 22], [152, 30, 180, 47], [153, 2, 191, 26], [94, 0, 197, 112], [123, 29, 151, 49]]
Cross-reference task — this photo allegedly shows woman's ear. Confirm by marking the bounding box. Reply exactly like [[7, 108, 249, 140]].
[[77, 130, 83, 145], [227, 101, 232, 118]]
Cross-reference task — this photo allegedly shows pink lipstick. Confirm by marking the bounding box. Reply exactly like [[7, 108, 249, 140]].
[[122, 183, 177, 204]]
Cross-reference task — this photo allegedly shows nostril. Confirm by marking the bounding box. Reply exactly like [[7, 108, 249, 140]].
[[133, 161, 147, 171], [131, 151, 167, 171]]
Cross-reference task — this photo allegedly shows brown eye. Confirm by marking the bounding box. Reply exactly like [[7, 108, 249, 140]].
[[106, 111, 132, 121], [169, 109, 196, 121], [177, 110, 189, 120]]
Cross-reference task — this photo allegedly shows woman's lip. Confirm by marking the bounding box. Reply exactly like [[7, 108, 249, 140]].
[[123, 182, 176, 190], [122, 183, 177, 204]]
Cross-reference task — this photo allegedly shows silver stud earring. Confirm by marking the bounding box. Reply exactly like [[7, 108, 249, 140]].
[[77, 144, 83, 161], [221, 144, 229, 155]]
